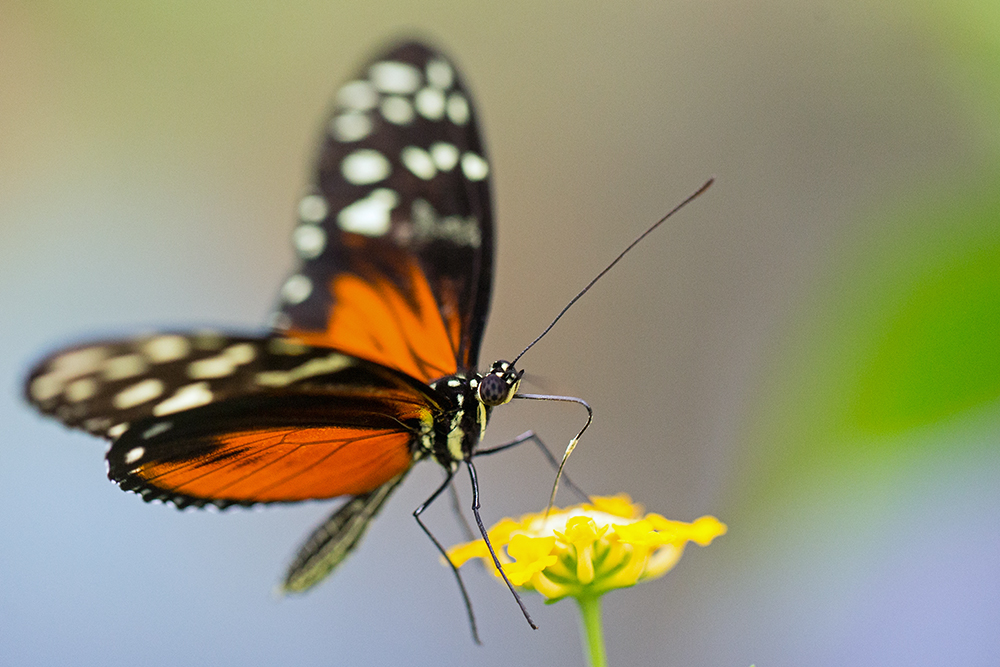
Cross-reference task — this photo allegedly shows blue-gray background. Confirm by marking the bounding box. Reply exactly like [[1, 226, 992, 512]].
[[3, 2, 999, 666]]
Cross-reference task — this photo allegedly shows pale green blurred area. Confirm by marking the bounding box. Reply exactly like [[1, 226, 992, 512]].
[[3, 2, 999, 666]]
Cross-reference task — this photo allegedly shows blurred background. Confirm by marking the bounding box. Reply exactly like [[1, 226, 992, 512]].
[[3, 2, 999, 665]]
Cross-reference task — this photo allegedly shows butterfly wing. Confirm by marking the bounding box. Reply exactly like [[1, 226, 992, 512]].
[[282, 472, 408, 593], [25, 333, 439, 508], [271, 41, 495, 382]]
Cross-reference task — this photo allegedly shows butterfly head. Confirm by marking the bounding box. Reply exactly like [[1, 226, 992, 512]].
[[477, 360, 523, 407]]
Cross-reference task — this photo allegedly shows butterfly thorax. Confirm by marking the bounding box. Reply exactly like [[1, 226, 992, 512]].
[[423, 360, 522, 468]]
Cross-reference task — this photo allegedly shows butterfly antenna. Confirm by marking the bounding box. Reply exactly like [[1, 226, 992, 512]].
[[509, 177, 714, 515], [509, 177, 714, 369]]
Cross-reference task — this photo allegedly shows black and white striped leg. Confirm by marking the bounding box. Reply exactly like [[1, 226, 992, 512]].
[[474, 430, 590, 503], [466, 459, 537, 630], [414, 468, 480, 644]]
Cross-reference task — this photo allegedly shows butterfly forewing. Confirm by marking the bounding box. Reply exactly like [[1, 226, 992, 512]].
[[25, 332, 441, 508], [26, 332, 271, 438], [272, 42, 494, 383]]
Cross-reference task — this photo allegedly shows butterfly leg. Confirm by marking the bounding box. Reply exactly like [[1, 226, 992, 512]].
[[465, 459, 538, 631], [414, 468, 481, 644], [446, 471, 476, 541], [511, 393, 594, 514], [475, 430, 590, 502]]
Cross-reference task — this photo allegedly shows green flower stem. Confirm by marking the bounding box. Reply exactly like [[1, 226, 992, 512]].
[[575, 595, 607, 667]]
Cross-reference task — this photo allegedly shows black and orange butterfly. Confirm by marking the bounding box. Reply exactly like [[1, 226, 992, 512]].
[[24, 41, 711, 640], [24, 41, 551, 635]]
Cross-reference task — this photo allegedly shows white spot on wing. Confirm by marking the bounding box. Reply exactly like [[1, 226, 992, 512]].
[[415, 87, 445, 120], [30, 373, 64, 402], [409, 198, 482, 247], [293, 224, 326, 259], [426, 59, 454, 89], [447, 93, 470, 125], [107, 422, 129, 439], [113, 379, 165, 409], [187, 356, 237, 379], [281, 274, 312, 304], [255, 353, 353, 387], [412, 198, 436, 227], [65, 377, 98, 402], [125, 446, 145, 464], [298, 194, 328, 223], [430, 142, 459, 171], [224, 343, 256, 364], [187, 343, 256, 379], [401, 146, 437, 180], [143, 335, 191, 363], [461, 152, 489, 181], [341, 149, 391, 185], [337, 188, 398, 237], [142, 422, 172, 440], [337, 80, 378, 110], [102, 354, 147, 381], [380, 96, 415, 125], [52, 347, 107, 377], [369, 61, 421, 94], [153, 382, 213, 416], [330, 111, 372, 142]]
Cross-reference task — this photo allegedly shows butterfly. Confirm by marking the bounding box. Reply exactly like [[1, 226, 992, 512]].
[[24, 40, 712, 640], [24, 40, 551, 635]]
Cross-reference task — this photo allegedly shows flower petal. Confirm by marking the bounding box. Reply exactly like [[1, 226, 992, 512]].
[[643, 543, 684, 579], [612, 519, 669, 547], [445, 539, 493, 568], [688, 516, 728, 546], [563, 516, 602, 546], [504, 534, 558, 585], [507, 533, 556, 563], [487, 517, 523, 545], [586, 494, 642, 519]]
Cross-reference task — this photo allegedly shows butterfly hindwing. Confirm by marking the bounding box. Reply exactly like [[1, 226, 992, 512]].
[[107, 395, 420, 509], [272, 42, 494, 383], [283, 472, 408, 592]]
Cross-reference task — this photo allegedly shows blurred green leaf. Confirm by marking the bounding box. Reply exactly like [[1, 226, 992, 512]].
[[752, 183, 1000, 467], [849, 236, 1000, 433]]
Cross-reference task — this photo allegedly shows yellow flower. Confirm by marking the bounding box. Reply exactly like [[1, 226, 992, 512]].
[[446, 494, 726, 602]]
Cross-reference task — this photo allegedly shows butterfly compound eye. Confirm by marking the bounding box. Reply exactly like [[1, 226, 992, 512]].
[[478, 373, 510, 406]]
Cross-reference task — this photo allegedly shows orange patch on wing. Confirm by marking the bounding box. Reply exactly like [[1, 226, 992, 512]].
[[136, 427, 413, 503], [290, 260, 459, 382]]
